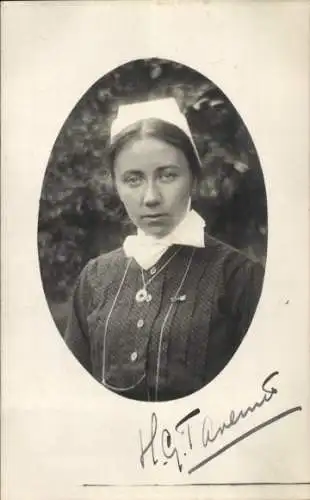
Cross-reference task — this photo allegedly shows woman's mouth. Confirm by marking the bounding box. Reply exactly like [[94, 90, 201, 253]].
[[141, 213, 168, 221], [141, 213, 167, 225]]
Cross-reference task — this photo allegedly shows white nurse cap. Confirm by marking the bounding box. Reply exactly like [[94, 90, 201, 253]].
[[110, 97, 200, 162]]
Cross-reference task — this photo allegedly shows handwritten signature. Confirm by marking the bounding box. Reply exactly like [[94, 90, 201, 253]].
[[138, 371, 302, 474]]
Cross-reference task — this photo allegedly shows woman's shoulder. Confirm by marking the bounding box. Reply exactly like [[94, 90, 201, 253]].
[[78, 247, 126, 286], [196, 234, 264, 314], [202, 232, 248, 262], [92, 246, 126, 267], [201, 232, 264, 282]]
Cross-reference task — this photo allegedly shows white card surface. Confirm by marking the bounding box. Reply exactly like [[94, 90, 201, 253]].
[[2, 2, 310, 499]]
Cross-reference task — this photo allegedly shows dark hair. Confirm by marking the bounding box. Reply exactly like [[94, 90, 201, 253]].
[[107, 118, 202, 179]]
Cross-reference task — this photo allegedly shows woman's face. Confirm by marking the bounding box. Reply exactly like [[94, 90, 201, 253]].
[[113, 137, 193, 238]]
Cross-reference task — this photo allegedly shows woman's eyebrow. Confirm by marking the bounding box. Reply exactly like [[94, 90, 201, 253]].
[[156, 164, 180, 171], [121, 169, 143, 177]]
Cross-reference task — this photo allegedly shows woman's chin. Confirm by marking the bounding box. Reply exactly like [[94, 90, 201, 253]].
[[145, 228, 171, 239], [139, 222, 172, 239]]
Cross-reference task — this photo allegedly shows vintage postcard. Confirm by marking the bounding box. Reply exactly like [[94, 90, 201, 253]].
[[2, 1, 310, 499]]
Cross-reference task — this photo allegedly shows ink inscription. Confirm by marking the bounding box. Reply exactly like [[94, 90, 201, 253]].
[[138, 371, 302, 474]]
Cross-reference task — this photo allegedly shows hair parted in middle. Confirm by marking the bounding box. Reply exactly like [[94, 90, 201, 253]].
[[107, 117, 202, 180]]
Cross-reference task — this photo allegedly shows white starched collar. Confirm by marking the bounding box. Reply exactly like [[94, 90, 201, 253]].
[[123, 209, 206, 270]]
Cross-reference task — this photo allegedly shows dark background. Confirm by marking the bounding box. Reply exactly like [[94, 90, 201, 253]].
[[38, 58, 268, 334]]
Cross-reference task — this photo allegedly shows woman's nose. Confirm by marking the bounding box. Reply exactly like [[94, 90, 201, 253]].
[[143, 181, 161, 206]]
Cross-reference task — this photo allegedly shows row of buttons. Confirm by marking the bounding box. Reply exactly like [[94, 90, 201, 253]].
[[130, 267, 156, 363], [131, 318, 145, 361]]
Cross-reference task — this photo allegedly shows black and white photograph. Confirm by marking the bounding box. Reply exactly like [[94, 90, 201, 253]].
[[2, 2, 310, 500], [38, 59, 267, 401]]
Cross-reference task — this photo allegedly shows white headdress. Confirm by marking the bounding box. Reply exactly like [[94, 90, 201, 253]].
[[110, 97, 200, 163]]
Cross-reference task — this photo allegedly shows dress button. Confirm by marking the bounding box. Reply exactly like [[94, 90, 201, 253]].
[[137, 319, 144, 328], [130, 351, 138, 362], [150, 267, 157, 275]]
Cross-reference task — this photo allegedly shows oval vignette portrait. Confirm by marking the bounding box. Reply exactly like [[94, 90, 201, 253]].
[[38, 58, 268, 403]]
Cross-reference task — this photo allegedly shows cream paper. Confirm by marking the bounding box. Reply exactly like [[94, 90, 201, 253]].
[[1, 1, 310, 500]]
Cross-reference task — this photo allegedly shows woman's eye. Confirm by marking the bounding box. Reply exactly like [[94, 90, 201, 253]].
[[124, 175, 143, 186], [160, 171, 178, 182]]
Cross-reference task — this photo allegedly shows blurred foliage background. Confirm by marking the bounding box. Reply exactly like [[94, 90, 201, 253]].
[[38, 58, 268, 334]]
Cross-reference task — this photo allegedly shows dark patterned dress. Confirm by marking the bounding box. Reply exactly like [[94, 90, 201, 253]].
[[65, 234, 264, 401]]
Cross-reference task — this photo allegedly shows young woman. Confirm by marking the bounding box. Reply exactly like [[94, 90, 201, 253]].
[[65, 98, 264, 402]]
